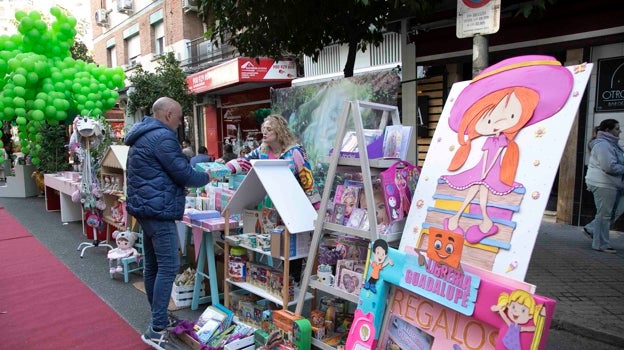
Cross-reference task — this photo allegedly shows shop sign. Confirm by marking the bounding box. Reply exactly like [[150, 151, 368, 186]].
[[238, 58, 296, 81], [595, 56, 624, 112], [186, 58, 296, 94]]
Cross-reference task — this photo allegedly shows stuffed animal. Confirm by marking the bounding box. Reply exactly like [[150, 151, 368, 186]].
[[107, 230, 139, 275]]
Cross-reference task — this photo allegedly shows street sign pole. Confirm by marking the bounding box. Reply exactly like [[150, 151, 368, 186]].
[[456, 0, 500, 77]]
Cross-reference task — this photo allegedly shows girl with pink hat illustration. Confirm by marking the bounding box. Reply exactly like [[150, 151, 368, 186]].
[[441, 55, 573, 244]]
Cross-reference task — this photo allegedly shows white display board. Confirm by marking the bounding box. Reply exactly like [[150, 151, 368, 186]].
[[224, 159, 317, 234]]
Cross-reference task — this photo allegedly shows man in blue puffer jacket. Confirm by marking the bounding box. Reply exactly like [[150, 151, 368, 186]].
[[125, 96, 210, 350]]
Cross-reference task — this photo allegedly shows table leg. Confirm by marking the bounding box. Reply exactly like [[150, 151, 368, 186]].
[[191, 230, 221, 310]]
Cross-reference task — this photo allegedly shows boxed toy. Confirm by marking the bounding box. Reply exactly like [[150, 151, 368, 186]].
[[273, 310, 311, 350], [247, 262, 270, 290], [267, 268, 294, 301], [195, 162, 232, 182], [271, 227, 312, 258], [242, 209, 263, 234], [188, 210, 221, 226]]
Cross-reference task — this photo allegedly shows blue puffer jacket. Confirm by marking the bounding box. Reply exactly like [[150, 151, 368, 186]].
[[125, 116, 210, 220]]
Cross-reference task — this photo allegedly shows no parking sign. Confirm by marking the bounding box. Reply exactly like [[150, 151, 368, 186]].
[[456, 0, 501, 38]]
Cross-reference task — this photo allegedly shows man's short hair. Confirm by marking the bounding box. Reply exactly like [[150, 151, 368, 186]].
[[198, 146, 208, 154]]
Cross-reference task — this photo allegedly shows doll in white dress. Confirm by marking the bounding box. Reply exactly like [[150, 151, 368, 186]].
[[107, 230, 139, 275]]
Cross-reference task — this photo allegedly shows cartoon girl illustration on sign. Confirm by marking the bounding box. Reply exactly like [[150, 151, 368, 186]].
[[491, 289, 546, 350], [362, 239, 393, 294], [441, 55, 573, 244]]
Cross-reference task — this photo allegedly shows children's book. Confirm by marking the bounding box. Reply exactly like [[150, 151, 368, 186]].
[[382, 125, 413, 160], [333, 184, 345, 204], [346, 208, 366, 228], [333, 203, 347, 225], [380, 314, 434, 350], [324, 201, 335, 223], [195, 304, 233, 344], [261, 207, 279, 234]]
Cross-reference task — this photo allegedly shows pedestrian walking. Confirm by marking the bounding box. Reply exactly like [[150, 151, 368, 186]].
[[584, 118, 624, 254]]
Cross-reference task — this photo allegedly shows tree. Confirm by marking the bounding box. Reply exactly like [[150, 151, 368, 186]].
[[198, 0, 557, 78], [199, 0, 400, 78], [70, 39, 94, 63], [126, 52, 195, 116]]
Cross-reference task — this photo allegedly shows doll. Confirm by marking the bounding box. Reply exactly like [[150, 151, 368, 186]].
[[102, 175, 112, 191], [107, 230, 139, 275]]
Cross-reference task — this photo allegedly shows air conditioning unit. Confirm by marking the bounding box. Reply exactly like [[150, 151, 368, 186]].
[[128, 58, 138, 67], [117, 0, 133, 13], [95, 8, 109, 27], [183, 0, 198, 12]]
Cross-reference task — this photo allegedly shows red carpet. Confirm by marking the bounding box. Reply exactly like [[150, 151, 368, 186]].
[[0, 208, 150, 349]]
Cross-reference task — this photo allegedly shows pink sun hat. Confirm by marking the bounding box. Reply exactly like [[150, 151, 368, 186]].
[[448, 55, 574, 132]]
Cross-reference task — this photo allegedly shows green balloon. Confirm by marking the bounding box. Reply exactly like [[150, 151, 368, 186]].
[[31, 110, 44, 121], [53, 99, 64, 110], [13, 97, 25, 108], [50, 7, 61, 17], [33, 98, 45, 110], [14, 11, 27, 21], [16, 116, 26, 125], [55, 110, 67, 121], [27, 72, 38, 84], [28, 11, 42, 21], [3, 107, 15, 119], [31, 157, 40, 165], [12, 74, 26, 86], [13, 86, 26, 97], [45, 105, 57, 118], [34, 20, 46, 32]]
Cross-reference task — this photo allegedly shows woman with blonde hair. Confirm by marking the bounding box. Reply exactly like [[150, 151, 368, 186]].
[[227, 114, 320, 208]]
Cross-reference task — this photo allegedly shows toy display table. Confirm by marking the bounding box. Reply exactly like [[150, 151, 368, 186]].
[[43, 173, 83, 222], [0, 164, 39, 198], [180, 214, 239, 310]]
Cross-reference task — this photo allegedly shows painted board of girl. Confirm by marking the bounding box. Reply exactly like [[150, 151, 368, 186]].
[[440, 55, 573, 244]]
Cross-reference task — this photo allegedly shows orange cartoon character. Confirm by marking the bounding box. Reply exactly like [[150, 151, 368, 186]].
[[426, 227, 464, 269], [362, 239, 393, 294]]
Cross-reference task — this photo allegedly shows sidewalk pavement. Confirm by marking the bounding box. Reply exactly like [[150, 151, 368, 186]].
[[1, 196, 623, 348], [526, 218, 624, 347]]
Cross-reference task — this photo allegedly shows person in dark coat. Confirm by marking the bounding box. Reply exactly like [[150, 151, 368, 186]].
[[125, 96, 210, 349], [190, 146, 213, 168]]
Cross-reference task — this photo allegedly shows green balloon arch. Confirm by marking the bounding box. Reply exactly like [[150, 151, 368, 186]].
[[0, 7, 125, 165]]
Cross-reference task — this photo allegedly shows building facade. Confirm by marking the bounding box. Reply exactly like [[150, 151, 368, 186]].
[[299, 0, 624, 227]]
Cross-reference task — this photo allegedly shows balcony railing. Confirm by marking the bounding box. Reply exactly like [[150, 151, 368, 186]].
[[181, 36, 238, 74]]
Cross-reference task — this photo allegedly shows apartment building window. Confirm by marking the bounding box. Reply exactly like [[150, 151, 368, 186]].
[[125, 34, 141, 65], [153, 21, 164, 55], [107, 46, 117, 68]]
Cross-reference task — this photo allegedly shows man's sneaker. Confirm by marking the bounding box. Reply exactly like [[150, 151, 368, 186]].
[[141, 325, 181, 350]]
